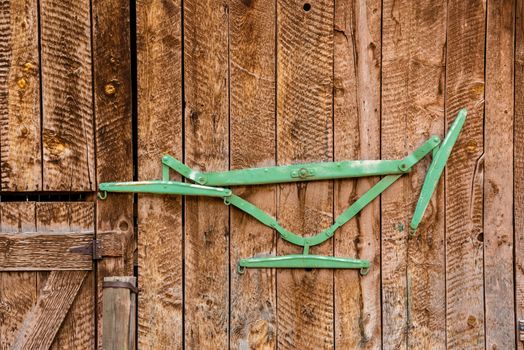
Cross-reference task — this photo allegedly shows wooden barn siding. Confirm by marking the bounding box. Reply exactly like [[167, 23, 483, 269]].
[[136, 0, 521, 349], [0, 0, 521, 349]]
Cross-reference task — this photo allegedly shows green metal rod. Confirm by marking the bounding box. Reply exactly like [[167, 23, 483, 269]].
[[161, 135, 440, 186], [409, 109, 467, 234], [99, 180, 232, 197], [237, 254, 370, 274]]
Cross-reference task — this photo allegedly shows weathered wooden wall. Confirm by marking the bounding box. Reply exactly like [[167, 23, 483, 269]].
[[0, 0, 522, 349]]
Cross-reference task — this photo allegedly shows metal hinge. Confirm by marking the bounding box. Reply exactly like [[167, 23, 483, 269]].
[[519, 320, 524, 342], [70, 239, 102, 260]]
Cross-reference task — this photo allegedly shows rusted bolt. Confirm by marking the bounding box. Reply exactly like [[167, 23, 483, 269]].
[[20, 127, 28, 137], [104, 83, 116, 95], [17, 78, 27, 89], [467, 315, 477, 328], [23, 63, 33, 72]]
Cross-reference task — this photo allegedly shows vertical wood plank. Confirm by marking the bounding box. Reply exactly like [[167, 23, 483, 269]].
[[136, 0, 183, 348], [229, 0, 277, 349], [484, 0, 515, 348], [36, 202, 95, 350], [93, 0, 134, 347], [515, 0, 524, 348], [0, 0, 41, 191], [333, 0, 381, 348], [103, 276, 137, 350], [276, 0, 334, 348], [381, 1, 447, 349], [445, 0, 486, 348], [40, 0, 94, 191], [183, 0, 229, 348], [0, 202, 36, 349]]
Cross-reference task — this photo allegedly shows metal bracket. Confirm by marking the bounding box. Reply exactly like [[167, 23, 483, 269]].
[[70, 239, 102, 260], [97, 109, 467, 273]]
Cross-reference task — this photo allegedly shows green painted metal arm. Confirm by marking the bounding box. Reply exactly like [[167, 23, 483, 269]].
[[237, 255, 370, 274], [98, 180, 232, 197], [161, 135, 440, 186], [409, 109, 467, 235]]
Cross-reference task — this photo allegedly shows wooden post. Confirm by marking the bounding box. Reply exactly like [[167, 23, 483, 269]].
[[103, 276, 137, 350]]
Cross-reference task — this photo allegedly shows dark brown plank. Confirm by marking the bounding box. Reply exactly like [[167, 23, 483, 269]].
[[229, 0, 277, 349], [276, 0, 334, 348], [93, 0, 134, 347], [515, 0, 524, 349], [136, 0, 183, 348], [445, 0, 486, 348], [184, 1, 230, 349], [0, 202, 36, 349], [10, 270, 87, 350], [0, 232, 94, 270], [333, 0, 381, 348], [484, 0, 515, 348], [0, 0, 41, 191], [40, 0, 94, 191], [36, 202, 95, 350]]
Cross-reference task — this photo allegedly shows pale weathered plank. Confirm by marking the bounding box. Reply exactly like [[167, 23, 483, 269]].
[[36, 202, 95, 350], [103, 276, 137, 350], [276, 0, 334, 348], [10, 270, 87, 350], [0, 232, 94, 271], [92, 0, 134, 347], [0, 0, 41, 191], [445, 0, 486, 348], [0, 202, 36, 350], [136, 0, 183, 348], [484, 0, 515, 348], [403, 1, 447, 349], [229, 0, 277, 349], [183, 0, 230, 348], [40, 0, 94, 191], [515, 0, 524, 349], [333, 0, 381, 348]]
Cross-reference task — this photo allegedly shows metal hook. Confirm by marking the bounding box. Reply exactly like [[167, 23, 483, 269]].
[[237, 263, 245, 274], [97, 191, 108, 200], [360, 267, 370, 276]]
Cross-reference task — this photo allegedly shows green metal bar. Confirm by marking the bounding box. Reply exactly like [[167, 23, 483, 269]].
[[237, 254, 370, 274], [409, 109, 467, 234], [163, 135, 440, 186], [99, 180, 232, 197]]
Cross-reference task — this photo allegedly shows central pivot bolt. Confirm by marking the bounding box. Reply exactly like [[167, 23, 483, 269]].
[[299, 168, 308, 178]]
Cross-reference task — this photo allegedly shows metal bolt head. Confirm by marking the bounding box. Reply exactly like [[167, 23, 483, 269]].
[[17, 78, 27, 89], [299, 168, 308, 178]]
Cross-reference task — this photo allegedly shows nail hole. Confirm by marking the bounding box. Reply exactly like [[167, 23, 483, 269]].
[[303, 3, 311, 11]]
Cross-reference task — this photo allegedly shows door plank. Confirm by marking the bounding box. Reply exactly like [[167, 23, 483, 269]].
[[10, 270, 87, 350], [445, 0, 486, 348], [276, 1, 335, 348], [484, 0, 515, 348], [93, 0, 134, 347], [333, 0, 381, 348], [516, 0, 524, 348], [36, 203, 94, 350], [40, 0, 94, 191], [183, 0, 230, 348], [0, 0, 41, 191], [0, 202, 37, 350], [229, 0, 277, 349]]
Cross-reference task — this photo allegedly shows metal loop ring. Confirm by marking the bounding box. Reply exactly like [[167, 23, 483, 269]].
[[97, 191, 108, 200]]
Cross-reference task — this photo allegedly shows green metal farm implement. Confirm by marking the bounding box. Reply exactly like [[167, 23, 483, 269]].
[[98, 109, 467, 275]]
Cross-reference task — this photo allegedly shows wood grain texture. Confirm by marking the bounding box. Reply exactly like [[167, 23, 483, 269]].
[[276, 1, 334, 348], [333, 0, 381, 348], [229, 0, 277, 349], [103, 276, 137, 350], [0, 202, 36, 350], [484, 0, 515, 348], [36, 202, 95, 350], [10, 270, 87, 350], [445, 0, 486, 348], [515, 0, 524, 349], [92, 0, 134, 347], [0, 232, 94, 270], [40, 0, 94, 191], [136, 0, 183, 348], [184, 0, 230, 349], [0, 0, 41, 191]]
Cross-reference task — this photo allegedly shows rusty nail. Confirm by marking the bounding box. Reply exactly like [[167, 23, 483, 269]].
[[104, 83, 116, 95], [17, 78, 27, 89]]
